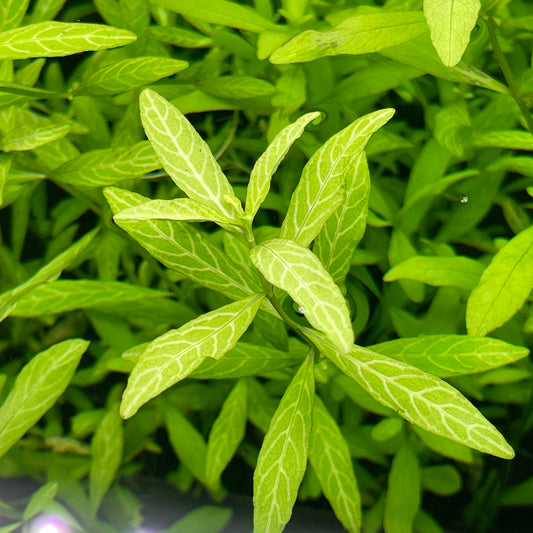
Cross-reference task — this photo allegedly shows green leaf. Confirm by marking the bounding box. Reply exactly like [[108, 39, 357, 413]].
[[0, 229, 97, 322], [305, 330, 515, 459], [309, 396, 361, 533], [105, 187, 263, 301], [121, 294, 264, 419], [280, 108, 393, 247], [152, 0, 276, 33], [245, 112, 322, 220], [314, 153, 370, 288], [90, 403, 123, 514], [149, 26, 212, 48], [253, 354, 315, 533], [370, 335, 528, 378], [22, 482, 58, 521], [473, 130, 533, 151], [383, 439, 420, 533], [0, 154, 12, 206], [140, 89, 243, 220], [270, 12, 427, 64], [205, 379, 248, 485], [250, 239, 354, 352], [0, 0, 30, 31], [423, 0, 481, 67], [0, 22, 136, 60], [51, 142, 160, 187], [1, 122, 71, 152], [0, 338, 88, 458], [200, 76, 276, 100], [467, 225, 533, 336], [421, 465, 462, 496], [162, 506, 232, 533], [384, 255, 484, 290], [76, 57, 188, 96]]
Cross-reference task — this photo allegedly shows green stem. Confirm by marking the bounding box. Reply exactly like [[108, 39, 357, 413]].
[[486, 16, 533, 136]]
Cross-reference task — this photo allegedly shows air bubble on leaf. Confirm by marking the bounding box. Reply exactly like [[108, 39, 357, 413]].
[[459, 195, 469, 204], [297, 306, 306, 315]]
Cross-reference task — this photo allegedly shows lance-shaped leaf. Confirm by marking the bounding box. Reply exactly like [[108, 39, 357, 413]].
[[0, 0, 30, 32], [280, 108, 394, 248], [245, 112, 322, 220], [0, 22, 136, 60], [314, 153, 370, 288], [0, 339, 88, 458], [121, 294, 264, 419], [384, 255, 484, 290], [472, 130, 533, 151], [254, 354, 315, 533], [467, 225, 533, 336], [76, 57, 188, 96], [140, 89, 242, 220], [370, 335, 528, 378], [305, 329, 515, 459], [309, 396, 361, 533], [0, 154, 12, 205], [424, 0, 481, 67], [105, 187, 262, 301], [250, 239, 353, 352], [52, 142, 160, 187], [0, 229, 97, 322], [1, 122, 71, 152], [90, 403, 123, 514], [205, 379, 248, 485], [270, 12, 426, 64]]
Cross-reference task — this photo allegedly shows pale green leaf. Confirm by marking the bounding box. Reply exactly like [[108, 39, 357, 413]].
[[467, 225, 533, 336], [149, 26, 212, 48], [0, 154, 12, 206], [0, 339, 88, 458], [424, 0, 481, 67], [314, 153, 370, 288], [105, 187, 263, 301], [163, 506, 232, 533], [384, 255, 484, 290], [0, 229, 97, 322], [305, 329, 515, 459], [205, 379, 248, 485], [413, 426, 474, 464], [1, 122, 70, 151], [253, 354, 315, 533], [121, 294, 264, 419], [77, 57, 188, 96], [384, 439, 420, 533], [200, 76, 276, 100], [309, 396, 361, 533], [0, 0, 30, 31], [22, 482, 58, 521], [152, 0, 276, 33], [270, 12, 427, 64], [51, 141, 160, 187], [245, 112, 322, 220], [250, 239, 353, 352], [280, 108, 394, 247], [29, 0, 67, 24], [90, 403, 123, 514], [370, 335, 528, 377], [140, 89, 242, 220], [473, 130, 533, 151], [0, 22, 136, 60]]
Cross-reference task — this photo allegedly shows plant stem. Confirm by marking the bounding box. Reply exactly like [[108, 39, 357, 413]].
[[486, 16, 533, 136]]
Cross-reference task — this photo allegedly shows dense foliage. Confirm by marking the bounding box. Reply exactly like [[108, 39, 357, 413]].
[[0, 0, 532, 532]]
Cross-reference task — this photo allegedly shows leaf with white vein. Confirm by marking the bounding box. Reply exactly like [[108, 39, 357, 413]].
[[280, 108, 394, 247], [1, 122, 71, 152], [309, 396, 361, 533], [314, 153, 370, 288], [424, 0, 481, 67], [245, 112, 322, 220], [467, 225, 533, 336], [0, 0, 30, 32], [305, 329, 515, 459], [120, 294, 264, 419], [140, 89, 243, 220], [0, 339, 88, 458], [0, 22, 136, 60], [370, 335, 529, 378], [253, 353, 315, 533], [250, 239, 353, 352]]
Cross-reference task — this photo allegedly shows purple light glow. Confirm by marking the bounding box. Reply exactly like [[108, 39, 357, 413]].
[[29, 515, 71, 533]]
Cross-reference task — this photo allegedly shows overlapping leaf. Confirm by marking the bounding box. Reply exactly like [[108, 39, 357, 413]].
[[0, 0, 30, 32], [280, 108, 393, 247], [250, 239, 354, 352], [0, 22, 136, 60], [467, 225, 533, 336], [121, 294, 264, 419], [1, 122, 71, 151], [0, 339, 89, 458], [306, 329, 515, 459], [140, 89, 243, 219], [254, 354, 315, 533], [370, 335, 528, 377]]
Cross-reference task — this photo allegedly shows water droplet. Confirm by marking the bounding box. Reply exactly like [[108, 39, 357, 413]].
[[297, 306, 305, 315], [459, 195, 469, 204]]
